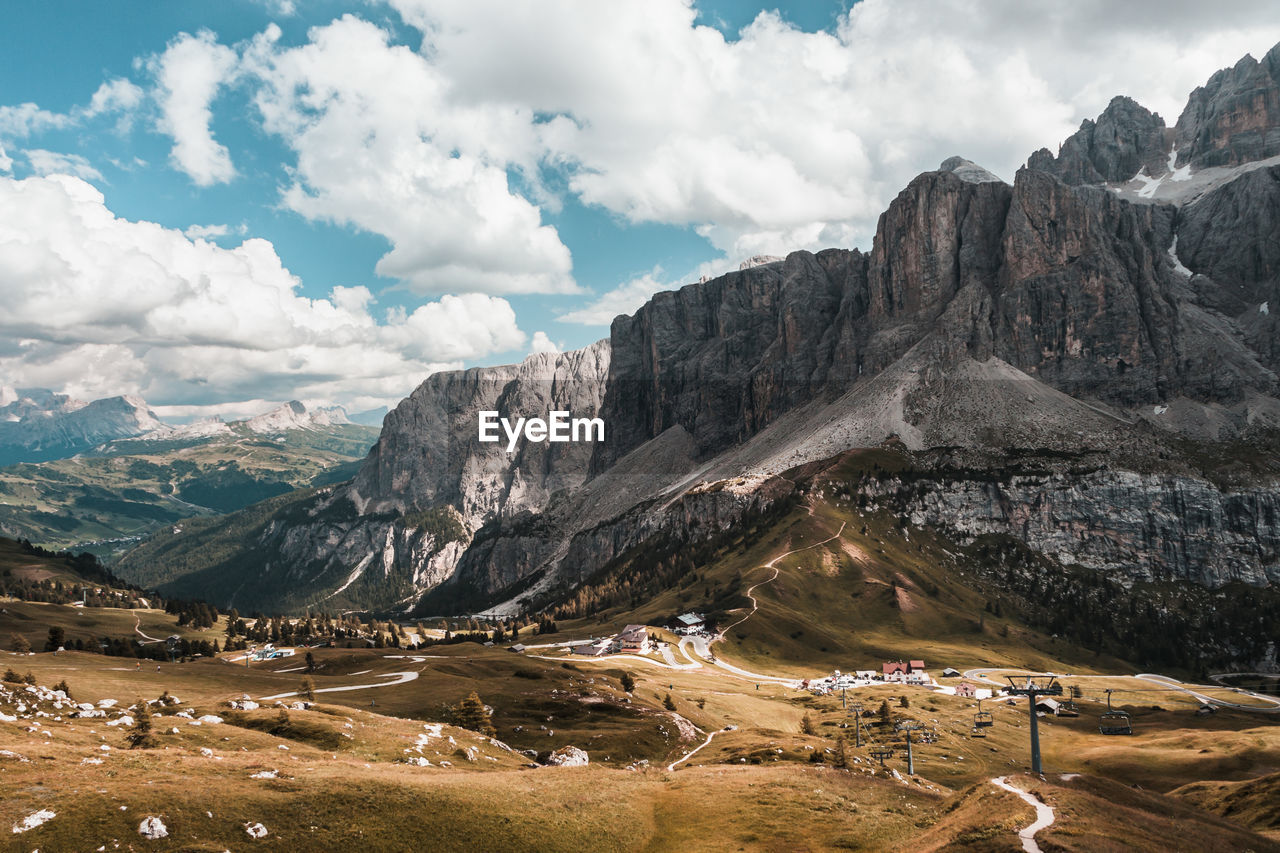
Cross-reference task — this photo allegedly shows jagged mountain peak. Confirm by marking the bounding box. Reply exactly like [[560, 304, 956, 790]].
[[244, 400, 350, 433]]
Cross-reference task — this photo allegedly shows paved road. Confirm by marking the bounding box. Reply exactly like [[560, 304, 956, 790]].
[[258, 670, 419, 701]]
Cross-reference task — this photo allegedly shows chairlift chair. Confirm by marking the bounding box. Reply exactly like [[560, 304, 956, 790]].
[[1099, 690, 1133, 735], [970, 725, 986, 738], [972, 695, 996, 728]]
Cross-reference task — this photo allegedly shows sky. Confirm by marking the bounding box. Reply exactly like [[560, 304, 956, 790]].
[[1, 0, 1278, 420]]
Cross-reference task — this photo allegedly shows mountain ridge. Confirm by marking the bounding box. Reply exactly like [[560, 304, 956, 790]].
[[114, 42, 1280, 632]]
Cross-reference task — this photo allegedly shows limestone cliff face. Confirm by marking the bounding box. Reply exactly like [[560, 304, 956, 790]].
[[866, 471, 1280, 587], [351, 340, 610, 525], [594, 250, 860, 472], [1175, 163, 1280, 371], [1177, 43, 1280, 169]]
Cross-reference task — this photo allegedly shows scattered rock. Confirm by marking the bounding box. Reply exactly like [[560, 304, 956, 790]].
[[137, 816, 168, 839], [546, 746, 589, 767]]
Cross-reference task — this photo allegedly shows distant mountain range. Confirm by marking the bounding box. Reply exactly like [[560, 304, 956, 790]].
[[0, 389, 165, 466], [0, 389, 363, 466], [115, 43, 1280, 669], [0, 395, 379, 556]]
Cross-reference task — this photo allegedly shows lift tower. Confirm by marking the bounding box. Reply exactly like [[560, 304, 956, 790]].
[[895, 719, 924, 776], [1004, 674, 1063, 775]]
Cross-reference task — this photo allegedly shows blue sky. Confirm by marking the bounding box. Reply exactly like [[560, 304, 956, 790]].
[[1, 0, 1276, 418]]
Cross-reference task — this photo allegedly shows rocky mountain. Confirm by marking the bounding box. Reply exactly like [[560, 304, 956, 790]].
[[117, 44, 1280, 634], [0, 389, 165, 466]]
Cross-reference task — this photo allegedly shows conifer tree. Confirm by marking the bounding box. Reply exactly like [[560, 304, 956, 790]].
[[663, 693, 677, 711], [620, 671, 636, 693], [451, 691, 496, 738], [300, 676, 316, 701], [801, 712, 816, 736], [834, 733, 848, 768], [127, 699, 156, 749]]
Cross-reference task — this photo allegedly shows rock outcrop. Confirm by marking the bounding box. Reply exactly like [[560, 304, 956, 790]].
[[1027, 96, 1169, 185], [1176, 43, 1280, 169], [870, 469, 1280, 587]]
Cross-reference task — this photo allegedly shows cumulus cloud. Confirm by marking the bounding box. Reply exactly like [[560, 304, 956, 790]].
[[240, 18, 576, 295], [25, 149, 103, 181], [529, 331, 561, 355], [151, 30, 238, 186], [0, 145, 10, 173], [184, 223, 230, 240], [0, 174, 527, 407], [558, 272, 673, 326], [85, 78, 145, 118], [388, 0, 1280, 260]]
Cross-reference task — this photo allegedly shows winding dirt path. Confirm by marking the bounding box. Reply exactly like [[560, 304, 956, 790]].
[[132, 613, 162, 644], [717, 521, 846, 640], [667, 728, 724, 771], [990, 776, 1054, 853]]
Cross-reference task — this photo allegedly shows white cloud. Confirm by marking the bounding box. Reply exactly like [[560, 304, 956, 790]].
[[150, 30, 238, 186], [529, 331, 561, 355], [85, 78, 144, 118], [25, 149, 103, 182], [0, 103, 72, 139], [184, 223, 230, 240], [558, 271, 674, 326], [240, 18, 576, 295], [388, 0, 1280, 259], [0, 145, 10, 173], [254, 0, 296, 16], [0, 174, 527, 408]]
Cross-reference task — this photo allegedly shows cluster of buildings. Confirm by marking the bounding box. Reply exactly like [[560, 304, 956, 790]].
[[248, 644, 296, 662], [570, 624, 651, 657], [803, 660, 988, 701]]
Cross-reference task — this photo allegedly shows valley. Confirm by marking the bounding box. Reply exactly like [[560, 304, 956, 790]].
[[3, 513, 1279, 851]]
